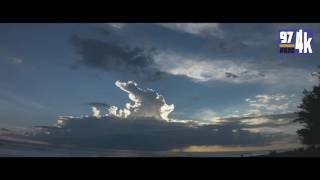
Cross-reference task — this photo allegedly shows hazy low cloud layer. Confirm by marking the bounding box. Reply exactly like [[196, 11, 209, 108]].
[[221, 113, 300, 135], [30, 112, 299, 151], [34, 115, 276, 150]]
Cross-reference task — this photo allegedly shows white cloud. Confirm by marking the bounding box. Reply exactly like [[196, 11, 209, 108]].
[[114, 81, 174, 121], [85, 81, 175, 121], [111, 80, 174, 121], [91, 106, 101, 118], [242, 124, 300, 135], [105, 23, 223, 38], [153, 51, 317, 89], [0, 88, 49, 111], [250, 103, 289, 112], [154, 52, 263, 83], [2, 80, 300, 151], [158, 23, 223, 38], [240, 117, 270, 125], [171, 142, 302, 153], [9, 57, 23, 64], [218, 112, 300, 136], [107, 23, 127, 29], [192, 109, 226, 124], [242, 109, 262, 116], [106, 105, 130, 118], [311, 71, 320, 79], [254, 94, 288, 103], [244, 93, 299, 117]]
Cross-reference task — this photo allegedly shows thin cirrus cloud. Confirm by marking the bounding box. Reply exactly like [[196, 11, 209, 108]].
[[107, 23, 223, 38], [153, 52, 264, 83], [9, 57, 24, 64], [0, 87, 49, 111], [71, 24, 318, 90], [70, 31, 317, 96], [108, 23, 127, 29], [153, 51, 318, 89], [157, 23, 223, 38]]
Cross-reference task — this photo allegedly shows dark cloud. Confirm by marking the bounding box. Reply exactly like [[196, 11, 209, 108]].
[[216, 40, 249, 54], [88, 102, 110, 108], [191, 96, 200, 101], [32, 115, 272, 151], [0, 128, 9, 132], [95, 27, 112, 36], [70, 34, 166, 81], [225, 72, 238, 79], [71, 34, 153, 70], [221, 113, 298, 128], [1, 79, 298, 151], [222, 113, 297, 122]]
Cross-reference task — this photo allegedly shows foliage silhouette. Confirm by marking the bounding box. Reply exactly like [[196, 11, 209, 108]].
[[295, 67, 320, 147]]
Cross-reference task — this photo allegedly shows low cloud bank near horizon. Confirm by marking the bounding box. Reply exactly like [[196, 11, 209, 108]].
[[0, 81, 300, 151], [34, 80, 264, 150]]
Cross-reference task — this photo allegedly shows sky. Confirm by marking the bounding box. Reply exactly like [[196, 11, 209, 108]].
[[0, 23, 320, 152]]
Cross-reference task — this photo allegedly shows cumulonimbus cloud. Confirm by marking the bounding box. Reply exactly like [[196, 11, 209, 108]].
[[86, 81, 175, 121], [114, 80, 174, 121], [20, 81, 299, 151]]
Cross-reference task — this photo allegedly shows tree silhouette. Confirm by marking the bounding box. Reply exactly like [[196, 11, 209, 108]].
[[295, 68, 320, 147]]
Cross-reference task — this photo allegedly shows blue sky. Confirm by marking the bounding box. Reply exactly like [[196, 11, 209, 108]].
[[0, 23, 319, 150]]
